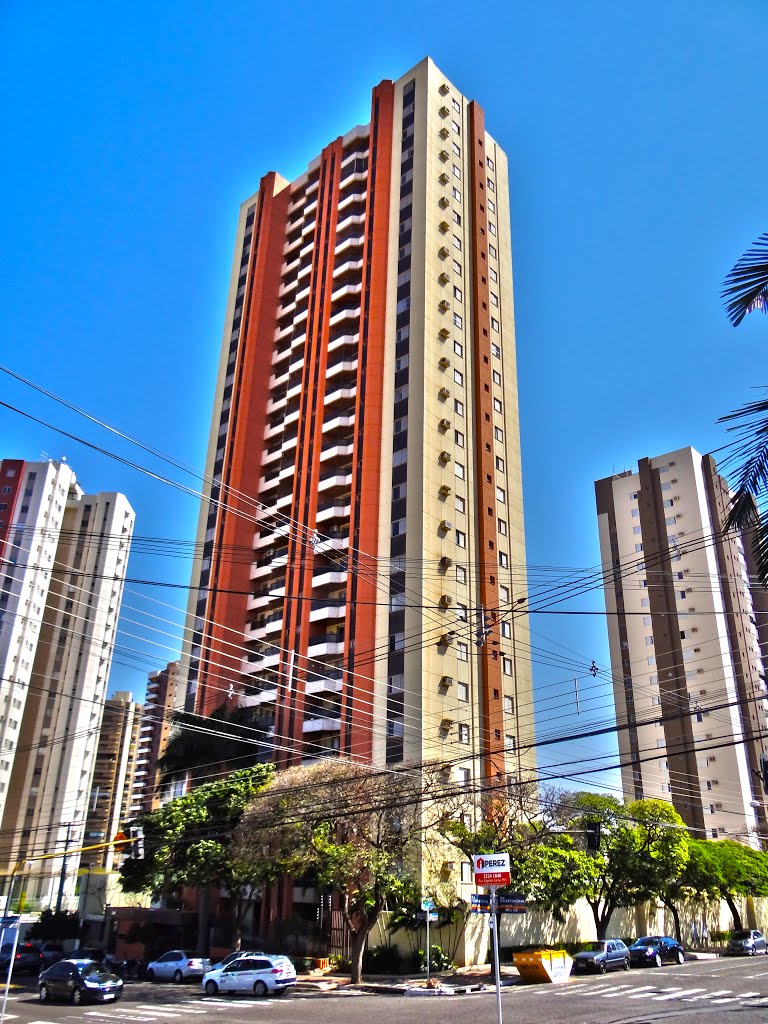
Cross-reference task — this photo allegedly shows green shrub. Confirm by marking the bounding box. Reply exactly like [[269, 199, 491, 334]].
[[362, 944, 402, 974], [413, 945, 453, 972], [710, 930, 733, 943]]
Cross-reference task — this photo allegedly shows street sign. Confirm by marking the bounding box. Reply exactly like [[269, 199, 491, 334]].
[[470, 892, 527, 913], [416, 911, 439, 922], [470, 894, 490, 913], [421, 897, 435, 911], [472, 853, 511, 887]]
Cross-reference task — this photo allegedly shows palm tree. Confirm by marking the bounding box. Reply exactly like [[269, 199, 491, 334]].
[[157, 702, 272, 784], [718, 234, 768, 583], [722, 232, 768, 326]]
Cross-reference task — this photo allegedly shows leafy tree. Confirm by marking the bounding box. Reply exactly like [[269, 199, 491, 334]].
[[682, 839, 768, 931], [120, 764, 273, 953], [158, 703, 273, 784], [568, 794, 689, 939], [27, 910, 80, 941], [235, 760, 441, 984]]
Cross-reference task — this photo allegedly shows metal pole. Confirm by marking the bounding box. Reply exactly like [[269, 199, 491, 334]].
[[55, 823, 73, 913], [426, 908, 430, 985], [490, 886, 503, 1024]]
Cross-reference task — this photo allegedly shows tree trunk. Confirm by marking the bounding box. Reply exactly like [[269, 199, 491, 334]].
[[724, 892, 742, 932], [196, 886, 211, 956], [589, 900, 613, 940], [662, 898, 682, 943], [349, 928, 368, 985]]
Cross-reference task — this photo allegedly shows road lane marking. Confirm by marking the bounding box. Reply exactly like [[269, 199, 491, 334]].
[[682, 989, 732, 1001], [652, 988, 706, 1001]]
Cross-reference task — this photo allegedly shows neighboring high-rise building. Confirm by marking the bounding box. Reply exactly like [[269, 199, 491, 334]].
[[596, 446, 768, 842], [183, 57, 533, 795], [0, 458, 135, 907], [83, 691, 143, 872], [131, 660, 184, 816]]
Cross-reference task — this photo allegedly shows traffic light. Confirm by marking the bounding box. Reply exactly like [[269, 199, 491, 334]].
[[586, 821, 601, 852], [128, 826, 145, 859]]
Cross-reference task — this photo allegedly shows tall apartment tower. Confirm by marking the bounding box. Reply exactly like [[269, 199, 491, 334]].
[[83, 692, 143, 872], [184, 57, 533, 791], [596, 446, 768, 842], [0, 458, 135, 907], [131, 660, 184, 816]]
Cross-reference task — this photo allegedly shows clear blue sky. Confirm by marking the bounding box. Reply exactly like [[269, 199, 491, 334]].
[[2, 0, 767, 796]]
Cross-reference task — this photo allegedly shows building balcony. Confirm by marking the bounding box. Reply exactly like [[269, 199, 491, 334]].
[[317, 470, 352, 492], [323, 386, 357, 407], [316, 501, 351, 524], [326, 359, 358, 381], [303, 717, 341, 735], [239, 687, 279, 708], [301, 219, 316, 238], [329, 306, 360, 328], [250, 555, 289, 580], [309, 601, 346, 624], [332, 259, 363, 281], [334, 235, 364, 258], [307, 635, 345, 658], [299, 239, 314, 260], [312, 570, 348, 589], [331, 282, 362, 304], [314, 535, 349, 556]]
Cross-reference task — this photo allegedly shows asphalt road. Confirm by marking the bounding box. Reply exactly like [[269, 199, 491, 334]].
[[4, 957, 768, 1024]]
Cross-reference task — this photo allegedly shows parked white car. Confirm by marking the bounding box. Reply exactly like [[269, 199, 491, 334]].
[[146, 950, 210, 982], [202, 952, 296, 997]]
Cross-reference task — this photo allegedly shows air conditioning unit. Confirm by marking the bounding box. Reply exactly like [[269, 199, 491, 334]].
[[440, 717, 454, 731], [438, 418, 451, 431], [439, 127, 449, 139], [438, 482, 452, 495], [438, 327, 450, 339], [438, 634, 453, 647], [438, 386, 450, 399], [693, 647, 701, 653], [438, 172, 450, 185], [439, 105, 449, 117], [438, 299, 450, 311], [439, 594, 454, 607], [699, 689, 707, 696], [439, 519, 453, 532], [691, 627, 698, 633], [697, 669, 704, 674], [438, 246, 450, 259], [671, 478, 677, 483], [438, 272, 449, 285], [439, 675, 453, 687], [439, 149, 449, 161], [709, 756, 717, 762], [439, 83, 449, 95], [438, 555, 453, 569], [714, 802, 723, 810], [438, 450, 451, 463], [438, 196, 450, 209], [686, 588, 693, 593], [711, 779, 719, 786], [439, 220, 450, 232], [438, 356, 451, 369]]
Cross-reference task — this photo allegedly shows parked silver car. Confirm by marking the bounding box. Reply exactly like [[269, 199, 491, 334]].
[[726, 929, 767, 956], [146, 950, 210, 982], [572, 939, 630, 973]]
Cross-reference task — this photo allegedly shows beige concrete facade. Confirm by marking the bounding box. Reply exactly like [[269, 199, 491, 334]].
[[596, 446, 767, 843]]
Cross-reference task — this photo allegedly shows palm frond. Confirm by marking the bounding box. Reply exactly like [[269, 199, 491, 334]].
[[722, 232, 768, 327]]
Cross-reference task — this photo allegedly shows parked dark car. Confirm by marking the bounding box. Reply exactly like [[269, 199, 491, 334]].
[[0, 943, 44, 974], [39, 959, 123, 1004], [572, 939, 630, 973], [726, 929, 768, 956], [628, 936, 685, 967], [39, 943, 65, 966]]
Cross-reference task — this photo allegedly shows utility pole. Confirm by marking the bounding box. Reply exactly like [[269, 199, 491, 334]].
[[55, 823, 73, 913]]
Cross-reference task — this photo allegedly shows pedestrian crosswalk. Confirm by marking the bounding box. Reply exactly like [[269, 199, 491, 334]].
[[29, 995, 275, 1024], [522, 978, 767, 1009]]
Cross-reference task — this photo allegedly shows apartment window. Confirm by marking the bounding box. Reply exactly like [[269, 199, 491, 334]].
[[499, 551, 508, 567], [454, 368, 464, 385], [456, 602, 468, 622], [453, 285, 463, 301], [452, 141, 461, 156], [501, 620, 511, 638], [452, 97, 461, 112], [496, 486, 506, 504], [487, 156, 495, 170], [453, 164, 461, 179], [495, 455, 505, 471], [458, 723, 469, 743], [456, 528, 466, 548], [454, 398, 464, 416], [491, 317, 500, 331], [457, 642, 469, 662], [489, 244, 497, 258], [503, 657, 513, 675], [487, 177, 495, 191], [663, 498, 674, 508], [456, 565, 467, 584], [631, 508, 640, 517], [647, 656, 656, 666], [491, 343, 501, 359], [493, 370, 502, 386], [488, 221, 496, 236], [494, 426, 503, 441], [452, 119, 461, 134], [503, 695, 513, 713], [1, 487, 9, 495], [453, 234, 462, 250], [455, 495, 465, 513], [635, 543, 644, 552], [633, 525, 641, 534], [500, 584, 510, 602], [453, 258, 462, 276], [641, 597, 650, 607], [493, 397, 502, 412], [457, 682, 469, 702], [488, 199, 496, 214], [645, 636, 654, 646], [455, 461, 465, 480], [454, 429, 465, 448], [453, 312, 463, 330], [490, 267, 498, 283], [454, 340, 463, 356], [490, 291, 499, 307]]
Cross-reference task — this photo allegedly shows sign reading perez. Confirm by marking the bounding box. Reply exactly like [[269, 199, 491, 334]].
[[472, 853, 512, 887]]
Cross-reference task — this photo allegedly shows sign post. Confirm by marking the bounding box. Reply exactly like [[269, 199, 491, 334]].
[[472, 854, 511, 1024], [421, 897, 435, 984]]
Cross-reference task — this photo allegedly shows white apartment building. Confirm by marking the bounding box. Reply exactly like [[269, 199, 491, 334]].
[[596, 446, 768, 844], [0, 458, 135, 909]]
